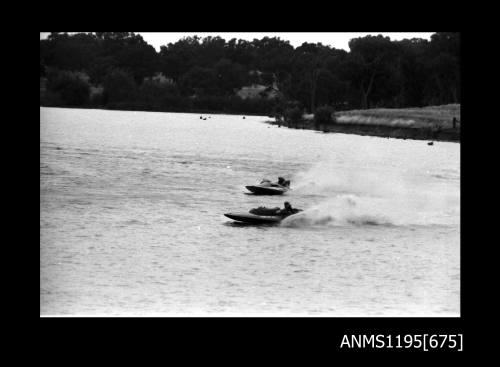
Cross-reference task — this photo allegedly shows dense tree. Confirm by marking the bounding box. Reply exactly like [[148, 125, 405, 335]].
[[40, 32, 98, 72], [40, 32, 460, 114], [316, 69, 347, 108], [138, 79, 186, 111], [115, 42, 158, 84], [291, 42, 332, 113], [225, 38, 256, 68], [180, 66, 218, 96], [252, 37, 294, 94], [159, 36, 201, 81], [390, 38, 428, 107], [103, 69, 137, 107], [199, 36, 227, 66], [346, 35, 399, 109], [425, 32, 460, 104], [46, 70, 90, 106], [214, 58, 247, 96]]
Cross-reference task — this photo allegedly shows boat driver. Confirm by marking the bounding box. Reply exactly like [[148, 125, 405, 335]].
[[278, 201, 294, 216]]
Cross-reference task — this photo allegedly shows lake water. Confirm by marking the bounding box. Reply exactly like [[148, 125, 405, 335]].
[[40, 107, 460, 316]]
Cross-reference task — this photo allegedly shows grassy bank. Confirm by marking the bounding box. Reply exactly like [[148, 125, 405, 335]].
[[335, 104, 460, 129], [276, 104, 460, 142]]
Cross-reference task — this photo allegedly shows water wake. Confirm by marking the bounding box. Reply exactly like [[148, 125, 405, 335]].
[[281, 195, 396, 228], [285, 158, 459, 228]]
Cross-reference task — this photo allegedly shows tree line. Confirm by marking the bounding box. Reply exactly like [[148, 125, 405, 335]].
[[40, 32, 460, 115]]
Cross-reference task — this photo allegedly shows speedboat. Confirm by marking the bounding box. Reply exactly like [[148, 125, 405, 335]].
[[245, 185, 288, 195], [224, 212, 283, 224], [224, 206, 302, 224], [245, 178, 290, 195]]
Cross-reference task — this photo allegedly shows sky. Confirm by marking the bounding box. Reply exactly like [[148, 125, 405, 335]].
[[40, 32, 435, 51]]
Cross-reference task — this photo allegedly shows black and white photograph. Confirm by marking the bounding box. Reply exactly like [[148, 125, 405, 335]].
[[40, 32, 460, 317]]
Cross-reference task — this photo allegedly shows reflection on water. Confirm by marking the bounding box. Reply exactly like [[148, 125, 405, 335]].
[[40, 107, 460, 316]]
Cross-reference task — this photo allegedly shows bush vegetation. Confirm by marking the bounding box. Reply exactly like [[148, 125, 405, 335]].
[[314, 106, 336, 125], [284, 107, 303, 124]]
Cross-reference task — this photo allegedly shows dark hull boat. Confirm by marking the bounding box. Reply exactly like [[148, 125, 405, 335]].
[[224, 207, 302, 224], [245, 185, 288, 195], [224, 212, 283, 224]]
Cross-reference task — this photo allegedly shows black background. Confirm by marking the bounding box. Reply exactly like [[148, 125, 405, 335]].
[[33, 3, 482, 356]]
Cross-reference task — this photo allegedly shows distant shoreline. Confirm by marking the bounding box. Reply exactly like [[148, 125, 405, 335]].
[[273, 104, 461, 143], [266, 119, 460, 142]]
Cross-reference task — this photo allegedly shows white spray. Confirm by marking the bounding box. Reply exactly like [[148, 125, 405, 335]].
[[283, 151, 459, 228]]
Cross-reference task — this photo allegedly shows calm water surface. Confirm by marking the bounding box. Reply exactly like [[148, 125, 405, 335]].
[[40, 107, 460, 316]]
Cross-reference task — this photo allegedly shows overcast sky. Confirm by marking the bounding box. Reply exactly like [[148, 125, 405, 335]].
[[40, 32, 435, 51]]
